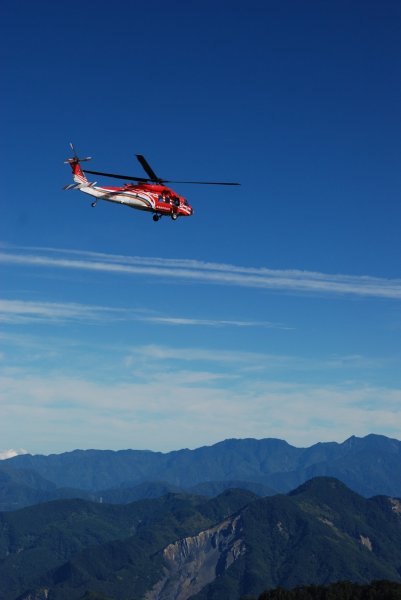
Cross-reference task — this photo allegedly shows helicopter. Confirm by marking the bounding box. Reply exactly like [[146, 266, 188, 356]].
[[64, 143, 240, 222]]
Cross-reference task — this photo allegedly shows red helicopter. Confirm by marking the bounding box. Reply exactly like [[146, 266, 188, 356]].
[[64, 143, 240, 222]]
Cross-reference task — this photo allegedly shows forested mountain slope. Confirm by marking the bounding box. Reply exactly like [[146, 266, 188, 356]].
[[5, 478, 401, 600]]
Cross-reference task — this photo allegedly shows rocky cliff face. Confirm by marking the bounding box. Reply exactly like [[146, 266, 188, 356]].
[[145, 514, 245, 600]]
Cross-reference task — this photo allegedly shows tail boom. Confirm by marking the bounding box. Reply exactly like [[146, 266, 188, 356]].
[[65, 159, 89, 185]]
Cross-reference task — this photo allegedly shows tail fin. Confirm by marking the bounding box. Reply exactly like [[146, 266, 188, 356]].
[[64, 142, 92, 185]]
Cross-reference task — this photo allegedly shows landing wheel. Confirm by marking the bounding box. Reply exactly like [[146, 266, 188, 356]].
[[153, 214, 160, 222], [91, 202, 97, 208], [171, 213, 178, 221]]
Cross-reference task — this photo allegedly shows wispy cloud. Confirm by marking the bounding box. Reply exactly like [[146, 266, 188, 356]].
[[129, 344, 289, 365], [2, 246, 401, 299], [0, 299, 117, 324], [0, 448, 28, 460], [1, 368, 400, 453], [0, 299, 280, 328], [140, 316, 287, 328], [126, 344, 385, 374], [1, 328, 387, 378]]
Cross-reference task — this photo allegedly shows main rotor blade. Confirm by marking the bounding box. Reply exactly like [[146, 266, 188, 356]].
[[136, 155, 161, 182], [163, 180, 240, 186], [83, 169, 241, 186], [83, 169, 151, 183]]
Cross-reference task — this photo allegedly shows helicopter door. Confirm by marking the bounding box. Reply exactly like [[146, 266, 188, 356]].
[[157, 194, 172, 212]]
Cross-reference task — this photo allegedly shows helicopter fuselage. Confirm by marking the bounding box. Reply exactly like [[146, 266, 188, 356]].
[[74, 180, 193, 221]]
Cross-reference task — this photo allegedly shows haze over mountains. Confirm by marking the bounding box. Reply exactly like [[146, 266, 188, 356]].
[[0, 434, 401, 511]]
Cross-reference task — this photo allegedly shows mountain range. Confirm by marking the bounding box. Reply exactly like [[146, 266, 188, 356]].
[[3, 477, 401, 600], [1, 434, 401, 511]]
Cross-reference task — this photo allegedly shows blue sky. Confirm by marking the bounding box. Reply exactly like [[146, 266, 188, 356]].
[[1, 0, 401, 454]]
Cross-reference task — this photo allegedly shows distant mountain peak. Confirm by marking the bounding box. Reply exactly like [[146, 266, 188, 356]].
[[3, 433, 401, 509], [289, 476, 352, 496]]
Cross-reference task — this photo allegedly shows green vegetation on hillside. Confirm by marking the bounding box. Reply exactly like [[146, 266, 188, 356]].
[[192, 478, 401, 600], [257, 580, 401, 598], [1, 489, 256, 600], [4, 478, 401, 600]]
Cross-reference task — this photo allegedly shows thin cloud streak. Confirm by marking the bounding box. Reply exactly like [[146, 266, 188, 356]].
[[0, 299, 116, 324], [141, 316, 286, 328], [0, 299, 276, 328], [127, 344, 385, 373], [2, 247, 401, 299]]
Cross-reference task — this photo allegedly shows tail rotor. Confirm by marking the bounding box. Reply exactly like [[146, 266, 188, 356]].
[[64, 142, 92, 164], [64, 142, 93, 187]]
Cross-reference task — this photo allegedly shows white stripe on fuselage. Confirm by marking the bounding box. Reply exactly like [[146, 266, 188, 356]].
[[77, 185, 156, 210]]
